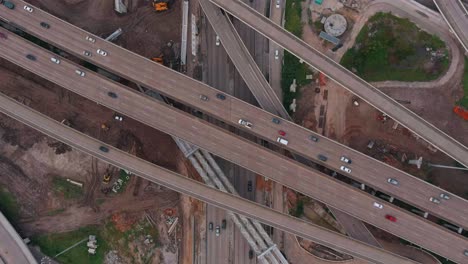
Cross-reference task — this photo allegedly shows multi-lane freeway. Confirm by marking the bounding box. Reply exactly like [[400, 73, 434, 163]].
[[209, 0, 468, 169], [1, 26, 468, 263], [434, 0, 468, 53], [2, 0, 467, 235], [0, 92, 418, 264], [0, 211, 37, 264]]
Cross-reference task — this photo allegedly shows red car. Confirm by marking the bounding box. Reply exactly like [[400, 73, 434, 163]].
[[385, 214, 397, 222], [278, 130, 286, 136]]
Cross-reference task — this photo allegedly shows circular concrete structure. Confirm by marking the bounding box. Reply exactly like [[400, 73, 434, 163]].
[[324, 14, 347, 37]]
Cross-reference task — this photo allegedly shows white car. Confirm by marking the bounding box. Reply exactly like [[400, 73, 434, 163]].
[[340, 166, 351, 173], [275, 0, 280, 8], [23, 5, 34, 12], [440, 193, 450, 200], [215, 35, 220, 46], [50, 57, 60, 64], [238, 119, 252, 129], [340, 156, 351, 164], [429, 197, 441, 204], [114, 115, 123, 121], [277, 137, 288, 146], [387, 178, 399, 185], [274, 50, 279, 60], [373, 202, 383, 209], [85, 36, 96, 43], [75, 69, 85, 77], [83, 50, 92, 57], [97, 49, 108, 56]]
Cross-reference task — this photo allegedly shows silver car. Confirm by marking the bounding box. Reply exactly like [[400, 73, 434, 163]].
[[23, 5, 33, 12], [238, 119, 253, 129], [387, 178, 399, 185], [75, 69, 85, 77], [373, 202, 383, 209], [429, 197, 441, 204], [50, 57, 60, 64], [97, 49, 108, 56], [85, 36, 96, 43], [440, 193, 450, 200], [340, 166, 351, 173]]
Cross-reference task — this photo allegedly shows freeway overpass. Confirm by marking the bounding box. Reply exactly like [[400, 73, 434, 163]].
[[0, 93, 418, 264], [0, 27, 467, 263], [1, 0, 467, 234], [0, 211, 37, 264], [434, 0, 468, 53]]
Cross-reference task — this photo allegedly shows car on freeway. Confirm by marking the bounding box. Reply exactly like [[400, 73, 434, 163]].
[[221, 219, 227, 229], [249, 250, 254, 259], [83, 50, 92, 57], [85, 35, 96, 43], [26, 54, 36, 61], [274, 50, 279, 60], [108, 91, 118, 98], [2, 1, 15, 9], [247, 180, 253, 192], [0, 32, 7, 39], [114, 115, 123, 121], [23, 5, 33, 12], [373, 202, 383, 209], [215, 35, 220, 46], [215, 226, 220, 236], [199, 94, 208, 101], [317, 154, 327, 162], [277, 137, 288, 146], [272, 117, 280, 124], [275, 0, 280, 8], [238, 119, 253, 129], [429, 197, 441, 204], [385, 214, 397, 222], [340, 156, 351, 164], [40, 22, 50, 29], [278, 130, 286, 136], [50, 57, 60, 64], [464, 250, 468, 256], [99, 146, 109, 153], [216, 93, 226, 100], [75, 69, 85, 77], [387, 178, 399, 185], [309, 135, 319, 142], [440, 193, 450, 200], [97, 49, 108, 56], [340, 166, 351, 173], [209, 222, 213, 231]]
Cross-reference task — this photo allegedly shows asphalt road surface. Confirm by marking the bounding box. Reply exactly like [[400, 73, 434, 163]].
[[0, 211, 37, 264], [1, 0, 466, 233], [434, 0, 468, 53], [209, 0, 468, 168], [0, 28, 467, 262], [0, 93, 418, 264]]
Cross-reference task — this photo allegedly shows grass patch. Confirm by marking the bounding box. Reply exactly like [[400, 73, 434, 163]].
[[0, 186, 20, 223], [47, 208, 66, 216], [52, 177, 83, 200], [457, 58, 468, 108], [341, 12, 449, 82], [32, 226, 109, 264]]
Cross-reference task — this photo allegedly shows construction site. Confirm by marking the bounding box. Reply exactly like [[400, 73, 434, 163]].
[[0, 0, 467, 264]]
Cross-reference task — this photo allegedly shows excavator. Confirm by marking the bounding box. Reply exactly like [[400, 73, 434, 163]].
[[152, 0, 169, 12]]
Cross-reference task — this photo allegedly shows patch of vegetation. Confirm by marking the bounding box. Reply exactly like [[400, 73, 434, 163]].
[[47, 208, 65, 216], [114, 169, 131, 193], [457, 58, 468, 108], [0, 186, 20, 223], [52, 177, 83, 200], [32, 226, 109, 264], [341, 12, 449, 82], [290, 199, 304, 217]]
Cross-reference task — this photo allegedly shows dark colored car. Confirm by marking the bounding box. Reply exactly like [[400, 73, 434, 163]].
[[331, 43, 343, 52], [249, 249, 254, 259], [209, 222, 213, 231], [247, 180, 252, 192], [272, 117, 280, 124], [107, 91, 118, 98], [26, 54, 36, 61], [216, 93, 226, 100], [99, 146, 109, 153], [221, 219, 227, 229], [309, 135, 319, 142], [385, 214, 397, 222], [3, 1, 15, 9], [317, 154, 327, 162], [40, 22, 50, 29]]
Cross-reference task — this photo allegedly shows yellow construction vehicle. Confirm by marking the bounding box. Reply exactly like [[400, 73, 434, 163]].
[[103, 173, 111, 184], [152, 57, 164, 64], [153, 1, 168, 12]]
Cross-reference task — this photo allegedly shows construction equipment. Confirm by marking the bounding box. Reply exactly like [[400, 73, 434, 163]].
[[152, 57, 164, 64], [101, 123, 109, 131], [453, 106, 468, 120], [103, 173, 111, 184], [152, 1, 168, 12]]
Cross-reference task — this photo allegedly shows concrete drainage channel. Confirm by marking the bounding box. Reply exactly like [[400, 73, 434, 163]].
[[138, 85, 288, 264]]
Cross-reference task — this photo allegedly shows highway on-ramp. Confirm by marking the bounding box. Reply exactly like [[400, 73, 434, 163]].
[[434, 0, 468, 53], [1, 0, 467, 233], [0, 93, 418, 264], [209, 0, 468, 168], [0, 27, 467, 263], [0, 211, 37, 264]]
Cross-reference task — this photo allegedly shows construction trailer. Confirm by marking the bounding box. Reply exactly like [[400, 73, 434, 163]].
[[114, 0, 127, 14]]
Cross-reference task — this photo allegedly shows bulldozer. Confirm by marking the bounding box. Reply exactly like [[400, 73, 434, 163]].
[[152, 0, 168, 12]]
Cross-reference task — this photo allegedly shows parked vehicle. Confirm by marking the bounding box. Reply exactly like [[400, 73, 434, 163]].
[[247, 180, 252, 192], [340, 156, 351, 164], [317, 154, 327, 162], [107, 92, 118, 98], [440, 193, 450, 200], [309, 135, 319, 142], [387, 178, 399, 185], [215, 35, 220, 46], [50, 57, 60, 64], [277, 137, 288, 146], [99, 146, 109, 153], [429, 197, 441, 204], [215, 226, 220, 236], [26, 54, 36, 61], [278, 130, 286, 136], [272, 118, 280, 124], [373, 202, 383, 209], [340, 166, 351, 173], [199, 94, 208, 101], [274, 50, 279, 60], [209, 222, 213, 231], [85, 36, 96, 43], [221, 219, 227, 229], [385, 214, 397, 222], [40, 22, 50, 29], [75, 69, 85, 77], [23, 5, 33, 12], [216, 93, 226, 100], [238, 119, 253, 129], [97, 49, 108, 56]]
